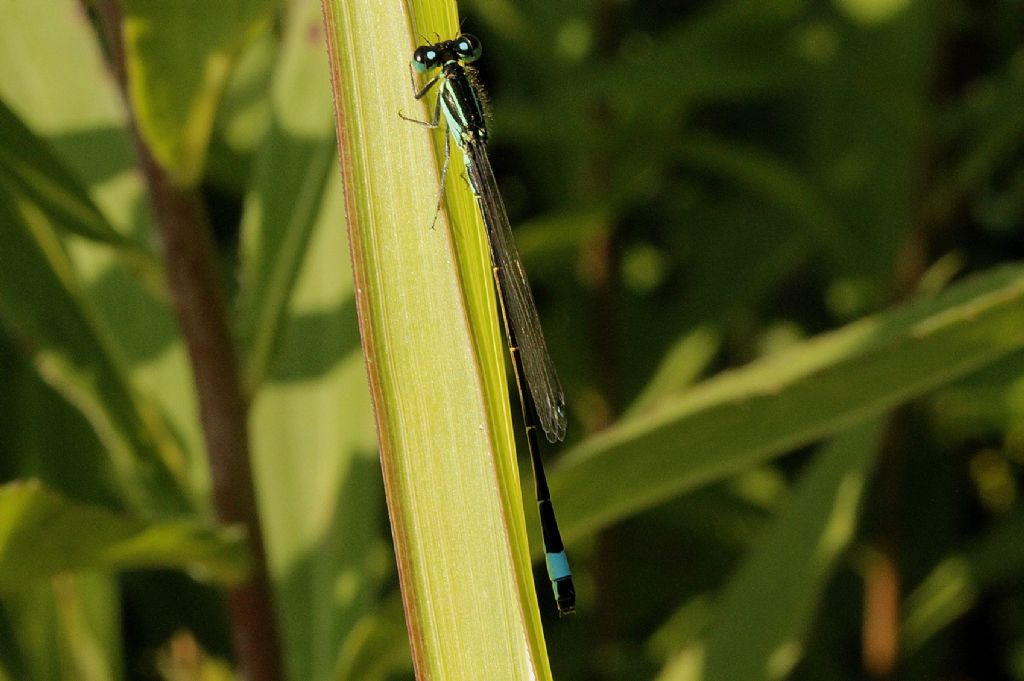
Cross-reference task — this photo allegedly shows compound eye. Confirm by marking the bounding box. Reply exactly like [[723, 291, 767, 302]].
[[454, 34, 482, 63], [412, 45, 439, 73]]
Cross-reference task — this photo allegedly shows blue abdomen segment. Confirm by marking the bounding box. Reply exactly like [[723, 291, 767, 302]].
[[539, 502, 575, 614], [546, 551, 572, 581]]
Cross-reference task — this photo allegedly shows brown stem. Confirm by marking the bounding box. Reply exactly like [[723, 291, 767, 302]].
[[862, 3, 968, 674], [90, 3, 283, 679], [862, 233, 923, 680], [863, 550, 900, 678], [144, 162, 283, 681], [863, 412, 909, 681]]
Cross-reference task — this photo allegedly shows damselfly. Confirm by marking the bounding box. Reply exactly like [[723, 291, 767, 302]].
[[401, 33, 575, 616]]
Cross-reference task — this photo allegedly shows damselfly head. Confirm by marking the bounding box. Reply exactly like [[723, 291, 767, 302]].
[[453, 34, 482, 63], [411, 34, 482, 73]]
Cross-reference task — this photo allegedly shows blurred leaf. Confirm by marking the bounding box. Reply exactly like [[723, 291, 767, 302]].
[[118, 571, 232, 667], [0, 0, 144, 232], [595, 0, 813, 116], [903, 505, 1024, 653], [514, 209, 610, 265], [237, 0, 337, 392], [251, 157, 384, 680], [0, 332, 118, 508], [332, 595, 413, 681], [0, 480, 248, 590], [658, 421, 880, 681], [155, 631, 236, 681], [928, 351, 1024, 442], [625, 326, 721, 418], [0, 99, 164, 296], [553, 264, 1024, 543], [927, 56, 1024, 226], [216, 29, 275, 155], [654, 201, 810, 331], [121, 0, 276, 184], [0, 0, 207, 502], [0, 0, 124, 146], [245, 4, 385, 677], [648, 595, 716, 666], [0, 573, 123, 681], [496, 0, 817, 174], [460, 0, 527, 47], [834, 0, 914, 25], [51, 574, 123, 681], [206, 28, 276, 194], [0, 164, 190, 513], [674, 134, 850, 261], [804, 3, 932, 284], [0, 101, 130, 249]]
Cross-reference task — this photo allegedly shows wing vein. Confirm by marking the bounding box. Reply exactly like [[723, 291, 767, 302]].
[[465, 141, 567, 442]]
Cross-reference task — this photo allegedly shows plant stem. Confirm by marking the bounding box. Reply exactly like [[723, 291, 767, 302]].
[[91, 2, 283, 679]]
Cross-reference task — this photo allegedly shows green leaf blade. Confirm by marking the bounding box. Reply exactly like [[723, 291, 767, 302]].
[[657, 422, 881, 681], [243, 5, 387, 670], [320, 0, 553, 677], [237, 0, 338, 393], [554, 265, 1024, 543], [121, 0, 276, 185], [0, 480, 248, 590], [0, 148, 190, 514]]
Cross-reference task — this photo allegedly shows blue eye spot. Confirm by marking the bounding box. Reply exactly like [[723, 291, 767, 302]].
[[426, 50, 436, 60]]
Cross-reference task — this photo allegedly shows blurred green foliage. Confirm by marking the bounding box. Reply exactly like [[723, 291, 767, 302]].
[[0, 0, 1023, 679]]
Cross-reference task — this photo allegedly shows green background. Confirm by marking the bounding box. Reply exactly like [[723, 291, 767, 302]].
[[1, 0, 1023, 679]]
